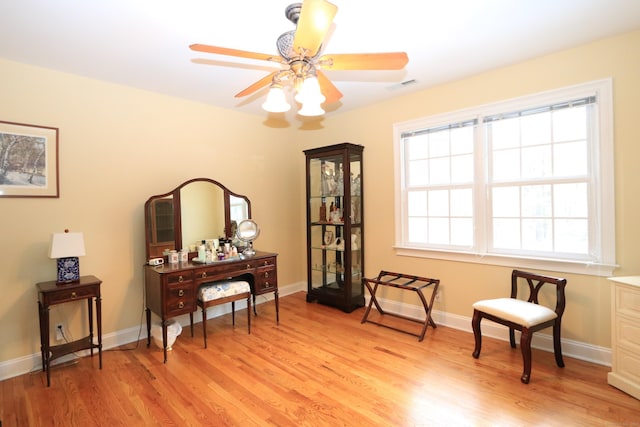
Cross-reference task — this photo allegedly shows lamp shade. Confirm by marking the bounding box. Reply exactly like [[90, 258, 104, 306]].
[[49, 232, 86, 259]]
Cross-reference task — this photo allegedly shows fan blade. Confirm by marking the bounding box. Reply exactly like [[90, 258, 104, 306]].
[[235, 72, 277, 98], [293, 0, 337, 58], [319, 52, 409, 70], [317, 70, 343, 104], [190, 44, 276, 62]]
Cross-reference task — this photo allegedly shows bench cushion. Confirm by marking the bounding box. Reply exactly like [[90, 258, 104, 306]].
[[198, 280, 250, 302], [473, 298, 557, 328]]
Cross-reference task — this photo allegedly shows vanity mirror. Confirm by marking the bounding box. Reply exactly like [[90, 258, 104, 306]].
[[236, 219, 260, 257], [144, 178, 251, 259]]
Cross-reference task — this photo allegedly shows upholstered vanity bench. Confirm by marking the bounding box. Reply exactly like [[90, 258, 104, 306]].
[[189, 280, 251, 349]]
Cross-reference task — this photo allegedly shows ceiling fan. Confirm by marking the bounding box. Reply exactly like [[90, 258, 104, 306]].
[[190, 0, 409, 116]]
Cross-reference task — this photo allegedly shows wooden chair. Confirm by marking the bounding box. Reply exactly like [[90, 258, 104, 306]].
[[189, 280, 251, 349], [471, 270, 567, 384]]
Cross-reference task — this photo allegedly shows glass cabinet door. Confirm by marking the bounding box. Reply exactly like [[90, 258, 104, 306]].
[[304, 143, 364, 312]]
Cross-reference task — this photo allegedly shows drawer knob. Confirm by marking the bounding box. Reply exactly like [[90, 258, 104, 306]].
[[246, 264, 251, 269], [178, 301, 184, 309], [264, 261, 269, 266], [201, 272, 207, 278], [71, 291, 77, 299], [178, 275, 184, 282], [178, 289, 184, 297], [264, 272, 269, 278]]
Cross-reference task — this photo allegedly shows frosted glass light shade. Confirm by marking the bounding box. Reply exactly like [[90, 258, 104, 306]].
[[262, 86, 291, 113], [298, 101, 325, 117], [294, 76, 325, 104]]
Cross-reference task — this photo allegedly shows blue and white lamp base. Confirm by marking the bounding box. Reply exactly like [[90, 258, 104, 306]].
[[57, 256, 80, 283]]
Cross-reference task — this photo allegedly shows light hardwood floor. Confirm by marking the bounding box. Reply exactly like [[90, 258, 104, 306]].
[[2, 291, 638, 426]]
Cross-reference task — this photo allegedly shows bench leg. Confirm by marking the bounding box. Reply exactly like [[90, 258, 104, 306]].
[[202, 306, 208, 349], [247, 295, 251, 334]]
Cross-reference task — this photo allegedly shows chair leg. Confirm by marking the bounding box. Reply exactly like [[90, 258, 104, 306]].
[[471, 310, 482, 359], [202, 306, 208, 349], [509, 328, 516, 348], [231, 301, 236, 326], [520, 328, 532, 384], [553, 320, 565, 368]]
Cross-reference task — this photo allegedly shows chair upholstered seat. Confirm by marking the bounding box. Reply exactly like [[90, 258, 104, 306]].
[[472, 298, 557, 328], [199, 280, 250, 302], [189, 280, 251, 349]]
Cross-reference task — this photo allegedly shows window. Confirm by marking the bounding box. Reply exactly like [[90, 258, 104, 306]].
[[394, 79, 615, 276]]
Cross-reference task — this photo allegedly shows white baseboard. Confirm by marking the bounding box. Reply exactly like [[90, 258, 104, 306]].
[[365, 295, 612, 367], [0, 283, 607, 382], [0, 281, 307, 382]]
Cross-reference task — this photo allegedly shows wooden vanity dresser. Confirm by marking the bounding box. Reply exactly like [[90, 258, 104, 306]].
[[145, 250, 278, 362]]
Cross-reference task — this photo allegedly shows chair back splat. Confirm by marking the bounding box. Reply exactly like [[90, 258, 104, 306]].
[[471, 269, 568, 384]]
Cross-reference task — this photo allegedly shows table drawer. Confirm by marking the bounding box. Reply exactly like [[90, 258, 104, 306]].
[[46, 286, 98, 304]]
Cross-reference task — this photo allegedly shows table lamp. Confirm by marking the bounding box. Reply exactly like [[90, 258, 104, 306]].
[[49, 230, 85, 284]]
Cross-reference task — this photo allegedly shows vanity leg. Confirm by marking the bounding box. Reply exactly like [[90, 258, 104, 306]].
[[145, 308, 151, 347], [275, 290, 280, 325], [162, 319, 168, 363]]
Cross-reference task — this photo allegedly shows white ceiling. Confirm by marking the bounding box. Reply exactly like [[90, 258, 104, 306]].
[[1, 0, 639, 122]]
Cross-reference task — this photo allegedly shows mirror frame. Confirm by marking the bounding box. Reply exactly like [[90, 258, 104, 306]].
[[144, 177, 251, 260]]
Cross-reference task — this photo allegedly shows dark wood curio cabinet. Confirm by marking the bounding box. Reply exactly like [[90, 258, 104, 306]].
[[304, 143, 365, 312]]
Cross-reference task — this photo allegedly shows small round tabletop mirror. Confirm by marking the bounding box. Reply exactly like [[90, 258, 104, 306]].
[[236, 219, 260, 257]]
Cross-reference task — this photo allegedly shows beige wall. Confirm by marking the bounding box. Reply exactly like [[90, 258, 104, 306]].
[[303, 30, 640, 349], [0, 59, 307, 363], [0, 29, 638, 371]]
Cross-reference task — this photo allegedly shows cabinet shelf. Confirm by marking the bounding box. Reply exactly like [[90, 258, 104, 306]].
[[304, 143, 365, 313]]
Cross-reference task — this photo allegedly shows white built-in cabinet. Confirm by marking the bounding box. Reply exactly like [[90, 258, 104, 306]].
[[607, 276, 640, 400]]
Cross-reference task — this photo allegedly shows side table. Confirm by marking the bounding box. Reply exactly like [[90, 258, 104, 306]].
[[37, 275, 103, 386]]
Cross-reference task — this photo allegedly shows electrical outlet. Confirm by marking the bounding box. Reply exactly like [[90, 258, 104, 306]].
[[55, 323, 64, 341]]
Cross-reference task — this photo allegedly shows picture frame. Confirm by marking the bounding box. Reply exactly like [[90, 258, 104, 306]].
[[0, 120, 59, 198]]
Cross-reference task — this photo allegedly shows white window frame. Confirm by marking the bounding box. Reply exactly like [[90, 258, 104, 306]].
[[393, 79, 616, 277]]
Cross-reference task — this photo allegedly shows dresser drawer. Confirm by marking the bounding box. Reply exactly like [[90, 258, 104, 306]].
[[165, 283, 194, 316], [165, 271, 193, 285], [617, 316, 640, 352], [616, 285, 640, 319], [255, 266, 277, 293], [195, 263, 251, 281]]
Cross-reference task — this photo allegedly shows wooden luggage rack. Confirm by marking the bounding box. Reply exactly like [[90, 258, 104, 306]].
[[361, 271, 439, 341]]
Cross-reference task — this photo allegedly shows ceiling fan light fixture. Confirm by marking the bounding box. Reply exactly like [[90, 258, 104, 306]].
[[298, 101, 325, 117], [262, 84, 291, 113], [294, 75, 325, 104]]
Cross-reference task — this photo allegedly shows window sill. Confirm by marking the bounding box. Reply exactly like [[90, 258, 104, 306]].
[[394, 246, 617, 277]]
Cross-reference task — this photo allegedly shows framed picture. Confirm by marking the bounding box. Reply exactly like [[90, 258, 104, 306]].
[[0, 120, 59, 198]]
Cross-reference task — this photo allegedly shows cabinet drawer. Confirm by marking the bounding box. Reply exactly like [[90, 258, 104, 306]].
[[616, 285, 640, 319], [255, 266, 277, 293], [46, 286, 98, 304], [195, 263, 251, 281]]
